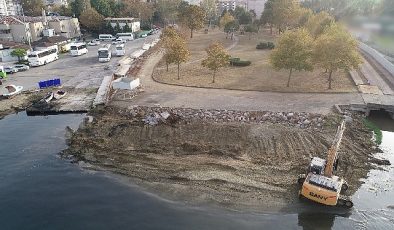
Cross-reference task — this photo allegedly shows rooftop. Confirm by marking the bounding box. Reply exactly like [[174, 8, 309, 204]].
[[0, 40, 29, 50], [0, 15, 74, 25]]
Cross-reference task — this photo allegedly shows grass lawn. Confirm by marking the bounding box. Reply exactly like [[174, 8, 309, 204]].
[[154, 28, 357, 93]]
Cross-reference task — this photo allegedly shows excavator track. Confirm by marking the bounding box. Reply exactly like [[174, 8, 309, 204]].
[[337, 195, 353, 208]]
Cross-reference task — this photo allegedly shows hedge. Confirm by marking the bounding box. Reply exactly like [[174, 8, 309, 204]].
[[230, 58, 251, 67], [256, 41, 275, 50]]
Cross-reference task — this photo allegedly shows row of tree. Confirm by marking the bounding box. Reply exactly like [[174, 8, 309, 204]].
[[269, 5, 361, 89]]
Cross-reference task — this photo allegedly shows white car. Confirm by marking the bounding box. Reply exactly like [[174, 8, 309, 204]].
[[112, 38, 126, 44], [14, 64, 30, 71], [88, 39, 101, 46], [4, 66, 18, 74]]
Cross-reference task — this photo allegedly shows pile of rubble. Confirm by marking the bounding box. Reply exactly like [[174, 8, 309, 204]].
[[113, 106, 327, 129]]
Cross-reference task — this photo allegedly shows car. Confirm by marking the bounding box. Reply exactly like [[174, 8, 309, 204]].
[[88, 39, 101, 46], [14, 64, 30, 71], [112, 38, 126, 44], [4, 66, 18, 74], [140, 34, 147, 38]]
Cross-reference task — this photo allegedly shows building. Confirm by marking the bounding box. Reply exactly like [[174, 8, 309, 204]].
[[45, 0, 68, 7], [0, 40, 29, 62], [217, 0, 247, 14], [0, 15, 81, 43], [104, 18, 141, 33], [0, 0, 22, 16]]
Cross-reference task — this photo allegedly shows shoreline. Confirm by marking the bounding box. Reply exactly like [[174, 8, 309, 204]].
[[63, 105, 379, 211]]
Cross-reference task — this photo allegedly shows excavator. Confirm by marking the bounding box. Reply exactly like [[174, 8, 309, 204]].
[[298, 120, 353, 208]]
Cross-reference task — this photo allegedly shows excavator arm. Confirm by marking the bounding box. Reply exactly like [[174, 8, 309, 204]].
[[324, 120, 346, 177]]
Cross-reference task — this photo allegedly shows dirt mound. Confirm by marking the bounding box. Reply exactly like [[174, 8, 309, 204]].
[[65, 108, 377, 210]]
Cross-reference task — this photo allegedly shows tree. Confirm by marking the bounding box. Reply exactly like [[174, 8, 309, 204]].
[[71, 0, 90, 17], [91, 0, 113, 17], [219, 12, 235, 29], [296, 7, 313, 27], [270, 29, 314, 87], [51, 5, 73, 16], [245, 24, 258, 40], [305, 11, 334, 39], [201, 42, 231, 83], [79, 8, 105, 32], [155, 0, 182, 25], [261, 0, 274, 34], [122, 0, 155, 25], [114, 22, 122, 34], [123, 24, 132, 33], [179, 5, 206, 38], [201, 0, 217, 27], [272, 0, 300, 33], [11, 48, 27, 62], [313, 23, 362, 89], [161, 27, 180, 71], [165, 36, 190, 79], [21, 0, 45, 16]]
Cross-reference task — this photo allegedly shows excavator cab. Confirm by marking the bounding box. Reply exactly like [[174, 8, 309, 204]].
[[308, 157, 326, 175]]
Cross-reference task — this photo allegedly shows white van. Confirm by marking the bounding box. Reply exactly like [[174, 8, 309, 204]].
[[116, 33, 134, 41], [115, 44, 125, 56], [99, 34, 114, 41]]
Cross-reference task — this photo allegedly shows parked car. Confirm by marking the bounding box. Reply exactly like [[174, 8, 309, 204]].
[[140, 34, 147, 38], [14, 64, 30, 71], [112, 38, 126, 44], [4, 66, 18, 74], [88, 39, 101, 46]]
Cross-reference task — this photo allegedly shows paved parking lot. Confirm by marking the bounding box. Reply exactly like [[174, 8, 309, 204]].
[[0, 34, 159, 92]]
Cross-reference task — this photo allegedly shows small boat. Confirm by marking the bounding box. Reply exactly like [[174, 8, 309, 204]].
[[54, 90, 67, 100], [2, 85, 23, 98], [43, 92, 54, 103]]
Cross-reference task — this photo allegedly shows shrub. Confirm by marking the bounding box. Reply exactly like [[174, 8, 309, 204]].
[[256, 41, 275, 50], [230, 58, 251, 67]]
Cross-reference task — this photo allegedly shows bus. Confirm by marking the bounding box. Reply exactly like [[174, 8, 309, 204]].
[[99, 34, 114, 41], [70, 42, 88, 56], [28, 48, 58, 67], [116, 33, 134, 41], [115, 44, 125, 56], [98, 44, 111, 62]]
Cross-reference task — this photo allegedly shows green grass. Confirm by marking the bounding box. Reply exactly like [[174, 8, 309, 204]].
[[363, 118, 382, 145]]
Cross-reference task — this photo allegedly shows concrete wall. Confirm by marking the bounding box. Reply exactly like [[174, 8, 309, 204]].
[[0, 48, 18, 62], [10, 23, 30, 43], [359, 42, 394, 77], [48, 18, 81, 38]]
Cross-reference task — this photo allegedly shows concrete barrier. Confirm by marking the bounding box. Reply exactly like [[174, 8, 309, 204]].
[[93, 75, 113, 106], [112, 77, 140, 90], [359, 42, 394, 77]]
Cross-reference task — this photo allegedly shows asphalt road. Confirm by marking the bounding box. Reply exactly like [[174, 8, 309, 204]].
[[1, 34, 159, 91]]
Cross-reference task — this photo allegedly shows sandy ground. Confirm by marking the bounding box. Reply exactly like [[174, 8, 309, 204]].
[[154, 29, 357, 93], [64, 107, 377, 211]]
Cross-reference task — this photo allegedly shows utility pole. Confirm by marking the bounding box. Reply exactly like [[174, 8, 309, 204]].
[[20, 5, 32, 51]]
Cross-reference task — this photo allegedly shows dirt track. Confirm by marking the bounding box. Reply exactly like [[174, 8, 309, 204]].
[[64, 107, 377, 210]]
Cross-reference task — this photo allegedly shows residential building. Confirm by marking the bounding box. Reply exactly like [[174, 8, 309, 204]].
[[104, 18, 141, 33], [0, 15, 81, 43], [0, 0, 22, 16], [0, 40, 29, 62], [217, 0, 247, 14]]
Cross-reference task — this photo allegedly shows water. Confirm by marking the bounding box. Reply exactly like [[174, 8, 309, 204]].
[[0, 112, 393, 229]]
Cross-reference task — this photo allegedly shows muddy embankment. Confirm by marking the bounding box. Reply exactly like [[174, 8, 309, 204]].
[[64, 106, 379, 210]]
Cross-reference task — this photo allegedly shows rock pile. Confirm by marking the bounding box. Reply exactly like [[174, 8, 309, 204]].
[[112, 106, 327, 129]]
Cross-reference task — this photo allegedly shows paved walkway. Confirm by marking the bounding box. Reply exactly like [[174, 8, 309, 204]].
[[111, 52, 364, 114]]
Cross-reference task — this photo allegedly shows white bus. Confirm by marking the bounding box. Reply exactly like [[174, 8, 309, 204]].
[[28, 48, 58, 67], [116, 33, 134, 41], [98, 44, 112, 62], [70, 42, 88, 56], [99, 34, 114, 41], [115, 44, 125, 56]]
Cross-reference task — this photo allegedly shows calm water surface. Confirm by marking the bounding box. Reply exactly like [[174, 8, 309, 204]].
[[0, 112, 393, 229]]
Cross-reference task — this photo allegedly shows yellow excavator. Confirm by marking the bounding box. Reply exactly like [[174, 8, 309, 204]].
[[298, 120, 353, 208]]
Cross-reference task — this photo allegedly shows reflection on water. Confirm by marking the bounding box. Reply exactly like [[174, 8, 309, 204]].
[[0, 112, 393, 229]]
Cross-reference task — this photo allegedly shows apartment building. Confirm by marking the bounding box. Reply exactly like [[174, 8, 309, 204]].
[[0, 0, 22, 16], [217, 0, 247, 14], [0, 15, 81, 43]]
